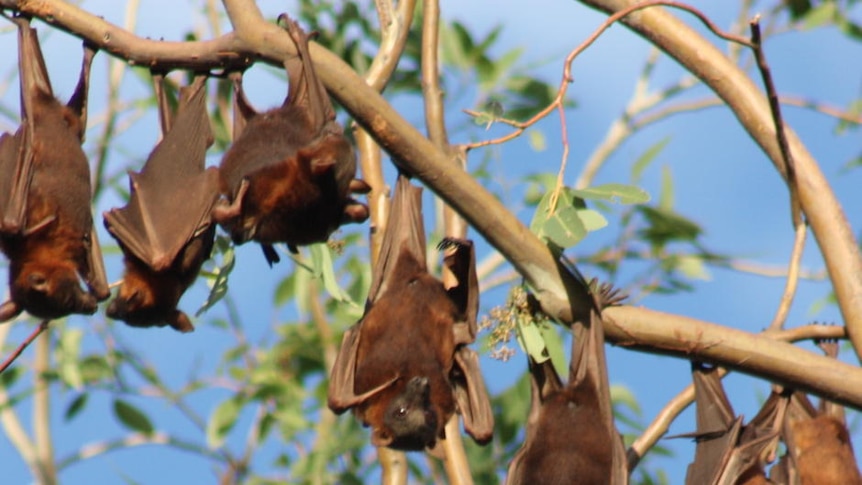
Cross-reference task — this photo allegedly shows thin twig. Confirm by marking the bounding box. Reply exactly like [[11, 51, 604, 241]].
[[0, 320, 49, 374]]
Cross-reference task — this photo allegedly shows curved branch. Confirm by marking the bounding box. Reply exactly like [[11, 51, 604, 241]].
[[577, 0, 862, 361]]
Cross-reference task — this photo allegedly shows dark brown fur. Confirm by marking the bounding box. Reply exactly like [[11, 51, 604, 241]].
[[327, 175, 492, 451], [0, 16, 107, 322], [103, 74, 219, 332], [213, 15, 368, 265], [506, 281, 628, 485]]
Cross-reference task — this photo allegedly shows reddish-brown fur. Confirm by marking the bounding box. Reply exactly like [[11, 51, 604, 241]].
[[790, 415, 862, 485], [352, 255, 458, 450], [214, 16, 367, 263], [107, 226, 214, 333], [0, 18, 105, 321]]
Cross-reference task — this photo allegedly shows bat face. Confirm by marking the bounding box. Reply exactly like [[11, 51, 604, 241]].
[[103, 74, 218, 332], [506, 280, 627, 485], [9, 258, 98, 319], [0, 16, 107, 322], [213, 15, 368, 264], [328, 175, 493, 451]]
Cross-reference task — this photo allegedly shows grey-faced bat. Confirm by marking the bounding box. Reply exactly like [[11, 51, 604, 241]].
[[327, 174, 493, 451], [681, 362, 784, 485], [770, 339, 862, 485], [102, 73, 219, 332], [506, 278, 628, 485], [0, 15, 108, 322], [213, 14, 369, 266]]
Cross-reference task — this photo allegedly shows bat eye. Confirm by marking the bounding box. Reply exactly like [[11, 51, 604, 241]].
[[395, 407, 408, 418], [127, 290, 142, 306], [28, 273, 49, 292]]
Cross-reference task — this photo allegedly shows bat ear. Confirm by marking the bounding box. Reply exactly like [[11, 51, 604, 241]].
[[341, 201, 369, 224], [370, 428, 394, 448], [168, 310, 195, 333], [27, 272, 49, 292]]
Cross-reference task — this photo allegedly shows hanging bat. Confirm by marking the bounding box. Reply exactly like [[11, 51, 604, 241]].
[[103, 73, 219, 332], [679, 362, 784, 485], [327, 174, 493, 451], [506, 278, 628, 485], [213, 14, 369, 266], [770, 338, 862, 484], [0, 15, 108, 322]]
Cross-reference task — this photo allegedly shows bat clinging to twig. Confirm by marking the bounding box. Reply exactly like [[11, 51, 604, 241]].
[[327, 174, 492, 451], [103, 73, 219, 332], [506, 279, 628, 485], [213, 14, 369, 266], [0, 15, 108, 322]]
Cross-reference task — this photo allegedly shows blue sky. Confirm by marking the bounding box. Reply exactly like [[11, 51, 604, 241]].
[[1, 1, 861, 483]]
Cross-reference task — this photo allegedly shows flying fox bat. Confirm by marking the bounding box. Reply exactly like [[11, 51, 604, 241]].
[[0, 15, 108, 322], [327, 174, 493, 451], [770, 339, 862, 485], [213, 14, 369, 266], [680, 363, 785, 485], [103, 73, 219, 332], [506, 278, 628, 485]]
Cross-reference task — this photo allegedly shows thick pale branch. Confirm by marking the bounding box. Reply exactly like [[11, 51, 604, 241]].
[[603, 306, 862, 409], [578, 0, 862, 361]]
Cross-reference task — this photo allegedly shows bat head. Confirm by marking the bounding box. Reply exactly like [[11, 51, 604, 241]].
[[10, 261, 98, 319], [373, 376, 440, 451]]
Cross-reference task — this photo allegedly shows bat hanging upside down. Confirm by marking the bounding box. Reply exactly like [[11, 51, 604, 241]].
[[0, 15, 109, 322], [213, 14, 369, 266], [103, 73, 220, 332], [506, 277, 628, 485], [327, 174, 493, 451]]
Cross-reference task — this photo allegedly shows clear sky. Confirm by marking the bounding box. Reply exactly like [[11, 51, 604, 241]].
[[0, 1, 860, 483]]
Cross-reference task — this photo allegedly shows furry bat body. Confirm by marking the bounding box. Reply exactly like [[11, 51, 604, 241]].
[[327, 174, 492, 451], [506, 279, 628, 485], [213, 15, 369, 265], [103, 74, 219, 332], [0, 16, 108, 322]]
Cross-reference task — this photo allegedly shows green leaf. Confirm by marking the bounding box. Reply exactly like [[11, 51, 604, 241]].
[[528, 130, 546, 152], [659, 165, 674, 210], [631, 137, 670, 184], [207, 397, 242, 448], [58, 329, 84, 390], [676, 255, 711, 280], [801, 2, 837, 29], [516, 321, 548, 363], [113, 399, 154, 435], [64, 393, 88, 422], [637, 206, 703, 246], [309, 243, 358, 305], [577, 209, 609, 232], [571, 183, 651, 205], [530, 191, 587, 249], [196, 235, 236, 317]]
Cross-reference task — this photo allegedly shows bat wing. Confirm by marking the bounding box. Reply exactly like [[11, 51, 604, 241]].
[[104, 75, 218, 271], [279, 15, 336, 129], [1, 17, 54, 233], [714, 390, 785, 484], [0, 130, 29, 233], [229, 71, 257, 141], [451, 346, 493, 443], [327, 324, 398, 412], [684, 363, 742, 485], [440, 238, 479, 345], [366, 174, 426, 304]]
